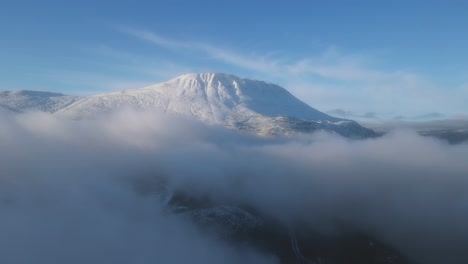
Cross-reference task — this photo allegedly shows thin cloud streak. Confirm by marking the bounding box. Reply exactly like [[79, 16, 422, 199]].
[[119, 27, 280, 74], [113, 26, 466, 117], [119, 27, 416, 83]]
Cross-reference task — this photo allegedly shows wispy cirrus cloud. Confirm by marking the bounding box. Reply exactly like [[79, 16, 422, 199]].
[[118, 27, 280, 74], [118, 27, 414, 82], [40, 44, 194, 95], [80, 26, 465, 118]]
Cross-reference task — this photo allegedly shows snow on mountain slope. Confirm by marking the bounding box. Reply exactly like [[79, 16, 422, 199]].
[[57, 73, 376, 137], [58, 73, 336, 120], [0, 90, 80, 113]]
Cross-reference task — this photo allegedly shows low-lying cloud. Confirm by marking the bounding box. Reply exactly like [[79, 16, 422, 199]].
[[1, 110, 467, 264]]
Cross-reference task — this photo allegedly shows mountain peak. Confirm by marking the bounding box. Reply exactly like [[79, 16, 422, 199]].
[[166, 73, 248, 92], [166, 73, 242, 89], [145, 72, 338, 122], [168, 73, 275, 91], [177, 72, 238, 80]]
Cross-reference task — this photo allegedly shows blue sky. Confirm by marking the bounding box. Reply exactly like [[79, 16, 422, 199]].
[[1, 0, 467, 119]]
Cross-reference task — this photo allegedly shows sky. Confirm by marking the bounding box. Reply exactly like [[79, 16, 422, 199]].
[[1, 0, 467, 119]]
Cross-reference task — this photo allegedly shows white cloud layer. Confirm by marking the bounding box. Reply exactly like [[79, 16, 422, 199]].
[[1, 110, 468, 263]]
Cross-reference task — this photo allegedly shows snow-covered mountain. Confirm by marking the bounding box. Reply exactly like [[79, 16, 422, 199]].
[[0, 90, 80, 113], [0, 74, 377, 137], [58, 73, 336, 120], [56, 73, 377, 137]]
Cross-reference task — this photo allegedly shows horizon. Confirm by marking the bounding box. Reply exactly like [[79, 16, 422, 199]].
[[1, 71, 465, 122]]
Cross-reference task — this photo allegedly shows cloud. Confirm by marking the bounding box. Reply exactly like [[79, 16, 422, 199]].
[[361, 117, 468, 134], [0, 111, 278, 264], [286, 74, 468, 120], [327, 108, 353, 117], [413, 112, 446, 120], [118, 27, 468, 117], [117, 27, 407, 82], [327, 108, 379, 119], [119, 27, 279, 73], [1, 109, 468, 263], [39, 45, 196, 95], [119, 27, 397, 82], [284, 48, 400, 83]]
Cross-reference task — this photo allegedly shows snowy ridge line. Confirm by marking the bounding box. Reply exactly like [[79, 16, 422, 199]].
[[1, 73, 377, 138], [0, 90, 80, 113]]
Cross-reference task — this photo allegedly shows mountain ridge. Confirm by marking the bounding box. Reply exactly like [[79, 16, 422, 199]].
[[1, 73, 377, 137], [0, 90, 80, 113]]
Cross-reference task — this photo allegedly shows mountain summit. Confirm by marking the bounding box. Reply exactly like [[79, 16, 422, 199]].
[[4, 73, 376, 137], [59, 73, 336, 120]]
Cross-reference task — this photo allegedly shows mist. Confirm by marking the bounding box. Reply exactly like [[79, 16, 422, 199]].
[[1, 110, 467, 264]]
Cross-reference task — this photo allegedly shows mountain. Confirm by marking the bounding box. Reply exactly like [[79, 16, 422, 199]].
[[0, 90, 80, 113], [57, 73, 377, 137], [0, 74, 376, 137]]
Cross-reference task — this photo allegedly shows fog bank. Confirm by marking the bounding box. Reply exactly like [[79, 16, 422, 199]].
[[1, 110, 467, 263]]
